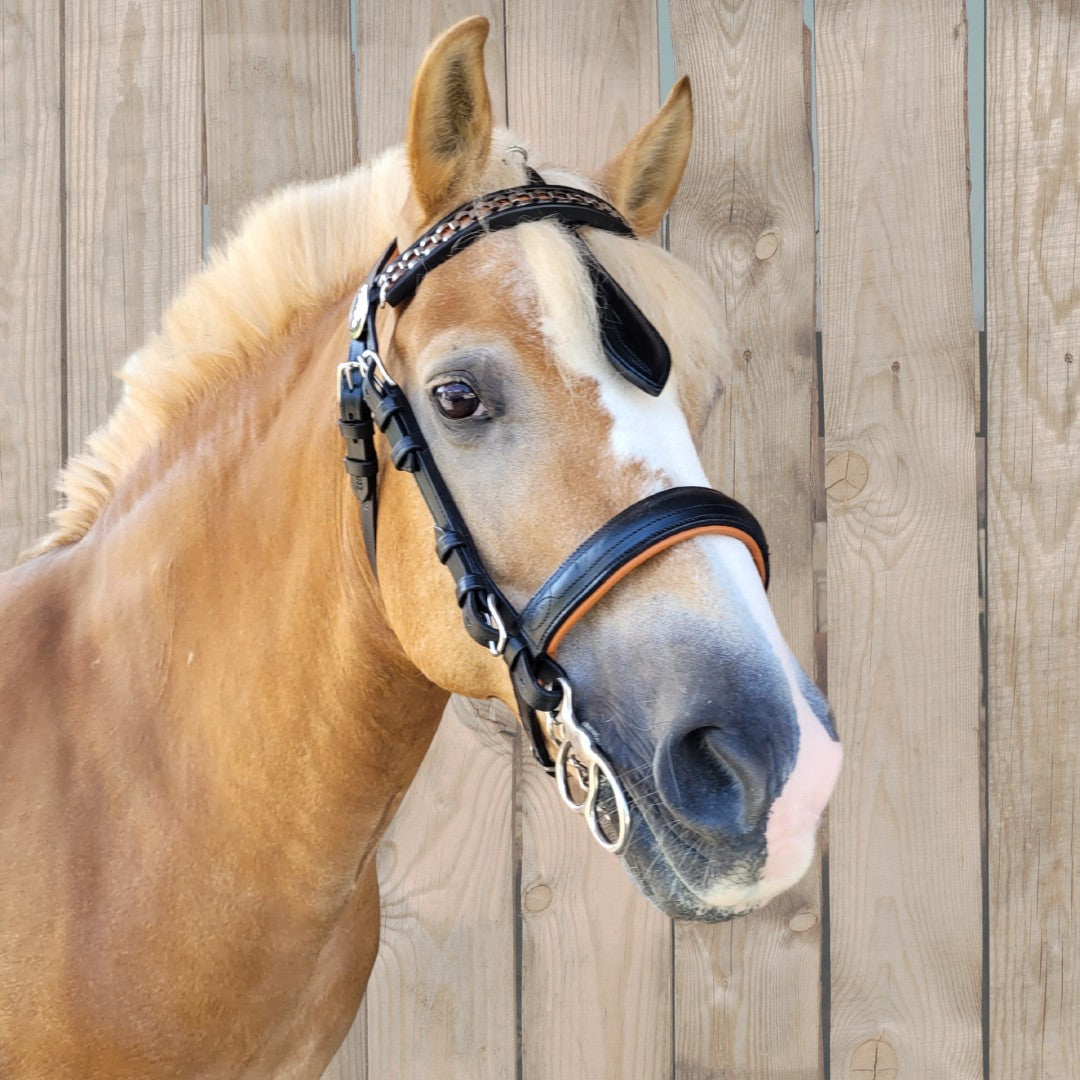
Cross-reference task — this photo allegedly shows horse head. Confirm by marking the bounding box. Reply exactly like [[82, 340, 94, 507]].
[[363, 18, 842, 921]]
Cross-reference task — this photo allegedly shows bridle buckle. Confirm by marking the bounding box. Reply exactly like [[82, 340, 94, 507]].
[[337, 359, 364, 392], [362, 349, 396, 393], [481, 593, 508, 656]]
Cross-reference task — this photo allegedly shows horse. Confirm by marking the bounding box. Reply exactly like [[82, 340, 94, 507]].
[[0, 16, 841, 1078]]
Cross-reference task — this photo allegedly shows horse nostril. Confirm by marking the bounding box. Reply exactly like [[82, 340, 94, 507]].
[[654, 726, 769, 836]]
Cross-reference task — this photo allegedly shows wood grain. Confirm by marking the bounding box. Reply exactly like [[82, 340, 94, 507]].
[[505, 0, 658, 176], [354, 2, 506, 160], [0, 0, 63, 568], [986, 4, 1080, 1076], [202, 0, 354, 245], [64, 0, 201, 457], [361, 700, 517, 1080], [505, 5, 672, 1078], [816, 3, 982, 1077], [667, 1, 824, 1074], [518, 745, 674, 1080]]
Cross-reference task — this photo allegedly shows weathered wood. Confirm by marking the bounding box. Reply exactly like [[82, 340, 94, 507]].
[[0, 0, 63, 569], [64, 0, 201, 457], [505, 1, 659, 176], [505, 6, 672, 1078], [362, 700, 517, 1080], [355, 2, 506, 161], [986, 4, 1080, 1076], [667, 1, 824, 1074], [202, 0, 354, 245], [816, 3, 982, 1077], [518, 743, 673, 1080]]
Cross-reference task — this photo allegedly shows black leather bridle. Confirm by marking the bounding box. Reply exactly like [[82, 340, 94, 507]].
[[338, 179, 769, 851]]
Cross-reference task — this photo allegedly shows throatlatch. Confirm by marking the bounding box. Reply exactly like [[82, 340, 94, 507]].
[[339, 180, 770, 854]]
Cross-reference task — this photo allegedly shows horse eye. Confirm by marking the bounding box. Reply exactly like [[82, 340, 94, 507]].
[[433, 381, 487, 420]]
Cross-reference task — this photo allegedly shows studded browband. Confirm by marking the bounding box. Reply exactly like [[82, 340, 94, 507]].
[[339, 181, 769, 771]]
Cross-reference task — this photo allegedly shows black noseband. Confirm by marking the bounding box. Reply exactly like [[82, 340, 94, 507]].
[[339, 181, 769, 773]]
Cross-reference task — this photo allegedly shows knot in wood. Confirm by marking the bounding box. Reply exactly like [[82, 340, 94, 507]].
[[850, 1038, 898, 1078], [523, 882, 553, 913], [788, 910, 818, 933], [754, 231, 780, 260], [825, 450, 869, 501]]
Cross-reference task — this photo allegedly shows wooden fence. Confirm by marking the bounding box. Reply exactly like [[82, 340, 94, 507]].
[[0, 1, 1076, 1077]]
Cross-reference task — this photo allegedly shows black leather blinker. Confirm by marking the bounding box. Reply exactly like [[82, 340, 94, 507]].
[[585, 250, 670, 397]]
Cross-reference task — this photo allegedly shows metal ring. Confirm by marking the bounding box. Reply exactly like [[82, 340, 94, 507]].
[[555, 738, 588, 812], [544, 677, 630, 855]]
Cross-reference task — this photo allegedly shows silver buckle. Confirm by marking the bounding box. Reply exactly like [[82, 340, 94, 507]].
[[363, 349, 396, 392], [337, 359, 364, 392], [338, 348, 396, 396], [481, 594, 508, 656], [542, 679, 630, 855]]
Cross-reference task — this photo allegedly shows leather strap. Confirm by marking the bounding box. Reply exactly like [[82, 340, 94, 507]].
[[581, 245, 670, 396], [376, 184, 633, 308], [519, 487, 769, 658]]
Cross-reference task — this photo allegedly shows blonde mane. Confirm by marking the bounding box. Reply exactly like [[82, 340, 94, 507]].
[[30, 133, 726, 559], [28, 151, 415, 558]]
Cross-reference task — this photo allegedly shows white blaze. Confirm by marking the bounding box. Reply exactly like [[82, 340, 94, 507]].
[[523, 221, 841, 909]]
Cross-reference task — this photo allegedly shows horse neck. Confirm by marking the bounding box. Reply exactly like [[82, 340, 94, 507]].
[[65, 300, 447, 885]]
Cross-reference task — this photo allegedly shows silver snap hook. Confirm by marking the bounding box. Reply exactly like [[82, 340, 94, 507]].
[[543, 678, 630, 856]]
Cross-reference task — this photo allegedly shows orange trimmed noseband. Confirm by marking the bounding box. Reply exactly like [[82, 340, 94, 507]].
[[546, 524, 768, 659]]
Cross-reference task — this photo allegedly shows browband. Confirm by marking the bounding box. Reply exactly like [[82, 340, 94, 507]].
[[378, 184, 632, 306], [352, 183, 671, 397], [340, 180, 771, 775]]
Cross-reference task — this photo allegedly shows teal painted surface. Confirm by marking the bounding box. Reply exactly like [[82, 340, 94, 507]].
[[658, 0, 675, 99]]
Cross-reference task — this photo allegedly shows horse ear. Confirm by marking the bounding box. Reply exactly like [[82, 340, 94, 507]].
[[599, 76, 693, 237], [406, 17, 493, 219]]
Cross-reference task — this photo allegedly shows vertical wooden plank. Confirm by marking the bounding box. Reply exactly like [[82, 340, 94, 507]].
[[64, 0, 202, 455], [0, 0, 62, 568], [203, 0, 354, 245], [986, 4, 1080, 1076], [667, 1, 823, 1075], [360, 701, 517, 1080], [355, 3, 506, 162], [816, 3, 982, 1078], [326, 9, 514, 1079], [506, 1, 659, 174], [505, 6, 672, 1079]]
